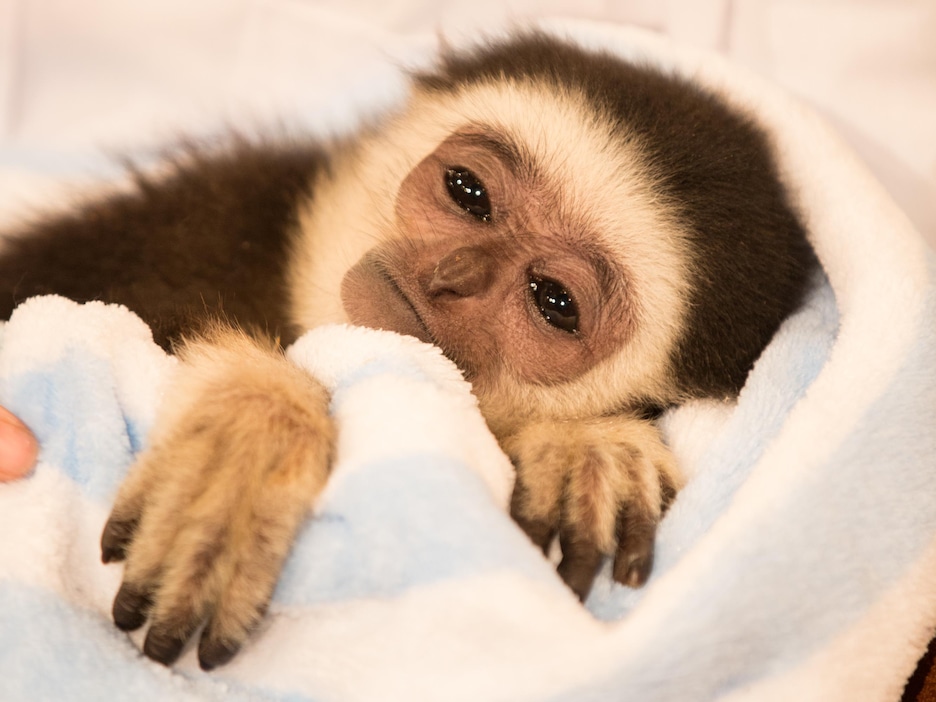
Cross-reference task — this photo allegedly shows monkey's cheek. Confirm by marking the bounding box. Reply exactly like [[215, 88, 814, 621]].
[[340, 260, 432, 343]]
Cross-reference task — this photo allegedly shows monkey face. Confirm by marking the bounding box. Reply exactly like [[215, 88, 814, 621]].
[[341, 129, 636, 397], [292, 77, 695, 428]]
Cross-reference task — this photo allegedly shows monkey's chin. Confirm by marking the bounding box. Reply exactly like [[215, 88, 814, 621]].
[[339, 257, 433, 345]]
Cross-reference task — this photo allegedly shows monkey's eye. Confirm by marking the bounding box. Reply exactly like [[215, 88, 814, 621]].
[[529, 277, 579, 333], [445, 167, 491, 222]]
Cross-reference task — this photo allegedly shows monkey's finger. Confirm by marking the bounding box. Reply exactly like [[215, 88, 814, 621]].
[[509, 480, 558, 553], [198, 623, 247, 672], [196, 552, 285, 670], [114, 442, 212, 587], [108, 490, 185, 635], [194, 540, 278, 671], [110, 510, 172, 632], [612, 503, 657, 588], [195, 454, 324, 671], [101, 512, 140, 564], [100, 449, 164, 563], [109, 487, 193, 632], [659, 469, 679, 515], [144, 612, 206, 666], [141, 539, 226, 666], [111, 581, 153, 631], [556, 526, 603, 601], [198, 584, 278, 670]]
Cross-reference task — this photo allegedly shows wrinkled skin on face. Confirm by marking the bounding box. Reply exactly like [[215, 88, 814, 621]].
[[341, 130, 635, 406]]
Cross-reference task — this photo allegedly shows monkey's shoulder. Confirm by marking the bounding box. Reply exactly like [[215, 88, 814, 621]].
[[0, 138, 328, 348]]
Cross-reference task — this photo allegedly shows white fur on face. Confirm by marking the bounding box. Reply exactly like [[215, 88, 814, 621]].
[[289, 75, 693, 422]]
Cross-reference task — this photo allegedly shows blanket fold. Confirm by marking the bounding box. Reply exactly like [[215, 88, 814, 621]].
[[1, 21, 934, 702]]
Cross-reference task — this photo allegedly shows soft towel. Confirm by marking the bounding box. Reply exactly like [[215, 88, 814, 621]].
[[1, 21, 935, 702]]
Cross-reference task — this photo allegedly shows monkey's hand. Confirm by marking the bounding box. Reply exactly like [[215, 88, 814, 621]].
[[100, 328, 334, 670], [503, 415, 682, 600]]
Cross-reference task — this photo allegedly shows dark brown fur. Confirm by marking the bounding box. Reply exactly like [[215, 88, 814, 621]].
[[0, 138, 326, 349]]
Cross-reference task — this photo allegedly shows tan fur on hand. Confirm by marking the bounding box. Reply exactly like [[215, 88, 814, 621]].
[[101, 326, 335, 670], [503, 415, 683, 600]]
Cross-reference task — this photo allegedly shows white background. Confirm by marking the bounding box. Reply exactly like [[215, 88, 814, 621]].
[[1, 0, 933, 248]]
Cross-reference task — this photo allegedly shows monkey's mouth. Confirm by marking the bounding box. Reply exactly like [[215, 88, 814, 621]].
[[340, 255, 433, 345], [376, 270, 434, 344]]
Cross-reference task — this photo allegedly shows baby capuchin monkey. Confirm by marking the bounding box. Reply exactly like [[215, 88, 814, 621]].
[[0, 33, 815, 669]]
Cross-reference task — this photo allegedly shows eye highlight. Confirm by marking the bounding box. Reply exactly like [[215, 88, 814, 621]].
[[529, 277, 579, 333], [445, 167, 491, 222]]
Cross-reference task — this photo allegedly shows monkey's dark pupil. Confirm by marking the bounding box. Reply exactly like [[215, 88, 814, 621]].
[[445, 167, 491, 222], [529, 277, 578, 333]]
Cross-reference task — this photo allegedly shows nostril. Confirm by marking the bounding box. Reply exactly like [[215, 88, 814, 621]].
[[428, 246, 495, 298]]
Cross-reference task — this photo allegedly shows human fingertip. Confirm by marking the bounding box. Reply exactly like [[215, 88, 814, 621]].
[[0, 410, 39, 481]]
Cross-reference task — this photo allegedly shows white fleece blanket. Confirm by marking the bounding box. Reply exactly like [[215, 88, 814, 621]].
[[1, 22, 935, 702]]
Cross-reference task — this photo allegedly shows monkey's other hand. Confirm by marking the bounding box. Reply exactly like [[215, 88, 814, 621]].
[[504, 416, 682, 601], [100, 329, 334, 671]]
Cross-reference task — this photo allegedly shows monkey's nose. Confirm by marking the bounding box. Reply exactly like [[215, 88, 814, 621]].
[[428, 246, 496, 298]]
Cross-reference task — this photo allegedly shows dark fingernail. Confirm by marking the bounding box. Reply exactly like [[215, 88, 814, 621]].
[[198, 636, 242, 671], [112, 583, 151, 631], [613, 552, 654, 588], [516, 517, 556, 554], [557, 526, 603, 601], [510, 486, 557, 552], [558, 566, 593, 601], [660, 475, 678, 514], [101, 545, 123, 564], [101, 516, 138, 564], [614, 501, 658, 588], [144, 627, 187, 666], [557, 554, 601, 601]]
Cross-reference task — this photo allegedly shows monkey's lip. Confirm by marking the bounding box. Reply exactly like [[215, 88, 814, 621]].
[[377, 271, 434, 344], [340, 258, 434, 344]]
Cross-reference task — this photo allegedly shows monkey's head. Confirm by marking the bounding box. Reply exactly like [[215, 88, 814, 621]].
[[292, 33, 814, 436]]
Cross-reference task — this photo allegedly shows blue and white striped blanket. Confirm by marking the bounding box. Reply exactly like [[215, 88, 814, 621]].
[[1, 22, 935, 702]]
